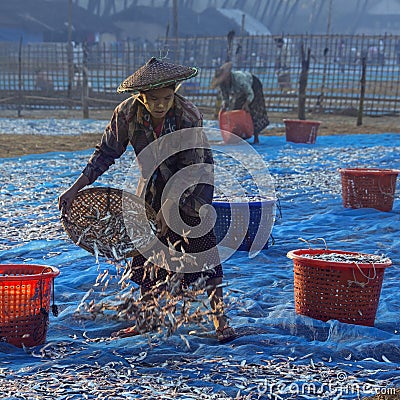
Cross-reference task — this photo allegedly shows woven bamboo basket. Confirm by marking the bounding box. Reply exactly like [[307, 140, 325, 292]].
[[61, 187, 157, 260]]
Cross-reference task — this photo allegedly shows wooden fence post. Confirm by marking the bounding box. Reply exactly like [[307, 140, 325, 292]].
[[357, 56, 367, 126], [17, 37, 23, 117], [298, 43, 311, 120], [82, 41, 89, 119], [317, 45, 329, 112]]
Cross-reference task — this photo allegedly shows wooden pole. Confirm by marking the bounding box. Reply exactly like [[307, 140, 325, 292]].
[[67, 0, 73, 104], [172, 0, 178, 38], [173, 0, 179, 62], [226, 30, 235, 62], [82, 41, 89, 119], [317, 0, 333, 111], [215, 30, 235, 118], [17, 36, 23, 117], [163, 22, 170, 58], [236, 13, 245, 66], [298, 43, 311, 120], [357, 56, 367, 126], [327, 0, 333, 35]]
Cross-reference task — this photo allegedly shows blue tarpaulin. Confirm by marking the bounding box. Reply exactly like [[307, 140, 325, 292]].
[[0, 119, 399, 398]]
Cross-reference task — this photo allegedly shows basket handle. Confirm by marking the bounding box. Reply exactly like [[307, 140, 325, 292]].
[[275, 197, 283, 220], [39, 268, 59, 317], [348, 262, 377, 288], [378, 175, 396, 198], [298, 237, 328, 249], [52, 277, 59, 317]]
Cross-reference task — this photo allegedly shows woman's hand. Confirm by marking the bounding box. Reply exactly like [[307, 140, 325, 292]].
[[58, 187, 79, 211], [58, 174, 90, 211]]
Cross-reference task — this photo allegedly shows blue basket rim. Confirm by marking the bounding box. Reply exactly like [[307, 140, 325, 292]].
[[212, 196, 277, 207]]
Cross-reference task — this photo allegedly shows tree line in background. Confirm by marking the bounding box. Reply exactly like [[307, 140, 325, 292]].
[[72, 0, 392, 35]]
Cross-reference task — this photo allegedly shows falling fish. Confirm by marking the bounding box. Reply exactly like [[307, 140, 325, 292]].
[[76, 288, 94, 312], [381, 355, 392, 363], [180, 334, 191, 350], [93, 242, 99, 264]]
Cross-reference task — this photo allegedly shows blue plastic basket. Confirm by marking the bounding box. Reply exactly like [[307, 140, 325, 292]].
[[212, 196, 277, 252]]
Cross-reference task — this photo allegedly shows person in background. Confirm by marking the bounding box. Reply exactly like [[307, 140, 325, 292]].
[[274, 37, 293, 91], [378, 38, 385, 66], [58, 57, 236, 343], [336, 39, 346, 72], [35, 69, 54, 91], [211, 62, 269, 144], [396, 39, 400, 66]]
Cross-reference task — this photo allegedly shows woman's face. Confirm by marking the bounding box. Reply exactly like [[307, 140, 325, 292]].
[[141, 87, 174, 121]]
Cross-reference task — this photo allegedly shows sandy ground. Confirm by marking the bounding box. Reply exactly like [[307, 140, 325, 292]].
[[0, 109, 399, 159]]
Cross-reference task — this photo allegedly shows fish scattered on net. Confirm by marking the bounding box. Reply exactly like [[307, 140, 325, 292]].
[[0, 137, 399, 399], [0, 348, 397, 399]]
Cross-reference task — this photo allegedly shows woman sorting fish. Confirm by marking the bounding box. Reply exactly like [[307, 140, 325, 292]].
[[211, 61, 269, 144], [58, 57, 236, 343]]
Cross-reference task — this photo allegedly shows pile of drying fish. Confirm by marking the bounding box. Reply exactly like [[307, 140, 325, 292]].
[[0, 141, 397, 251], [299, 252, 391, 265]]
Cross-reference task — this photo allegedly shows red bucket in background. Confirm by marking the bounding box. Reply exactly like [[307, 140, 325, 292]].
[[339, 168, 399, 212], [219, 110, 254, 144], [287, 249, 391, 326], [283, 119, 321, 144], [0, 264, 59, 347]]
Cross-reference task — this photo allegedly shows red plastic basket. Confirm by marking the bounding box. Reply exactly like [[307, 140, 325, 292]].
[[219, 110, 254, 144], [283, 119, 321, 144], [0, 264, 60, 347], [287, 249, 391, 326], [339, 168, 399, 212]]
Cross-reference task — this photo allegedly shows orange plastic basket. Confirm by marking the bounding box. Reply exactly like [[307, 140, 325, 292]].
[[287, 249, 391, 326], [283, 119, 321, 144], [219, 110, 254, 144], [0, 264, 60, 347], [339, 168, 399, 212]]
